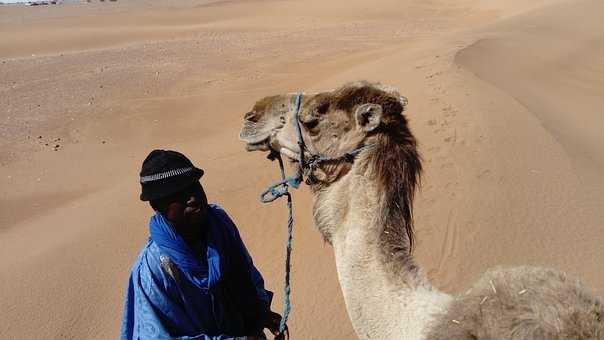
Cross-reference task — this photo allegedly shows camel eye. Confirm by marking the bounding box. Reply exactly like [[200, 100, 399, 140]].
[[316, 102, 329, 115], [301, 117, 319, 132]]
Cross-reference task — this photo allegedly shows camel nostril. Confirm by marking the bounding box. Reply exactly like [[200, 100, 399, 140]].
[[244, 111, 258, 122]]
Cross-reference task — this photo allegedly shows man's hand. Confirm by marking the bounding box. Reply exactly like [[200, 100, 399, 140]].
[[263, 310, 288, 339]]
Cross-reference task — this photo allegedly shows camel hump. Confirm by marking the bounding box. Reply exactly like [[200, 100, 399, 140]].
[[426, 266, 604, 339]]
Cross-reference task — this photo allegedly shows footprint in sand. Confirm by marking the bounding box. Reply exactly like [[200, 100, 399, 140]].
[[477, 169, 491, 179]]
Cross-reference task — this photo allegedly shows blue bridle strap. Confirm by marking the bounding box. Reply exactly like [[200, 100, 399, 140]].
[[259, 93, 305, 203]]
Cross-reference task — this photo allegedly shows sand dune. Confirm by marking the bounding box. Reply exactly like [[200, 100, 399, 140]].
[[1, 0, 603, 338], [450, 0, 604, 291]]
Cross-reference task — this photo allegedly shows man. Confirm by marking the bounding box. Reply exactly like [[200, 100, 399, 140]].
[[121, 150, 283, 339]]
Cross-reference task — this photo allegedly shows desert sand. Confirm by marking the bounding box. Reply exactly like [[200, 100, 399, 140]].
[[1, 0, 603, 338]]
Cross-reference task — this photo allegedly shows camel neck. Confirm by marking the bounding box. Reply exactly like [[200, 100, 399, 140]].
[[319, 169, 450, 339]]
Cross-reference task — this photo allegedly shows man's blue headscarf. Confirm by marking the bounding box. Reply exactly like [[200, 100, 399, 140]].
[[120, 204, 272, 339]]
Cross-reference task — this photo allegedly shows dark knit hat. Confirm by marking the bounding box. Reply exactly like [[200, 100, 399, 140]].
[[139, 149, 204, 201]]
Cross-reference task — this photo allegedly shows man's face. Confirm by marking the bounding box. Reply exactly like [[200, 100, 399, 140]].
[[157, 182, 209, 228]]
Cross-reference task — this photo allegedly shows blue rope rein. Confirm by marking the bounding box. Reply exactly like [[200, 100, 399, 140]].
[[258, 93, 304, 336], [266, 151, 295, 335], [279, 155, 294, 334]]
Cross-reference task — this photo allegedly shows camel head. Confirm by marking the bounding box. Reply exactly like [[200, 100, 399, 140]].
[[241, 81, 421, 247], [241, 81, 414, 182], [240, 82, 421, 247]]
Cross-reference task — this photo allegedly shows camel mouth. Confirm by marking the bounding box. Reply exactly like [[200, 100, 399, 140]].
[[244, 139, 270, 152], [239, 129, 271, 152]]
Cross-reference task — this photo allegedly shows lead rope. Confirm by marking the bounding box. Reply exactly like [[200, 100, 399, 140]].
[[277, 152, 293, 339], [259, 93, 304, 339]]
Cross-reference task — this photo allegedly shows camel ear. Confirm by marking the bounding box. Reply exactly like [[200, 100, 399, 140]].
[[399, 96, 408, 112], [354, 103, 383, 132]]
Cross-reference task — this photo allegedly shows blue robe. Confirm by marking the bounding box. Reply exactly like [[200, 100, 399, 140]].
[[120, 204, 273, 339]]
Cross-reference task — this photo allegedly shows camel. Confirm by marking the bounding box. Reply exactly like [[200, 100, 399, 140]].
[[239, 81, 604, 339]]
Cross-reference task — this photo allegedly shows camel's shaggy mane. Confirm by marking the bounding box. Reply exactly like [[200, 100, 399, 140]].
[[331, 82, 406, 119], [329, 82, 423, 279]]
